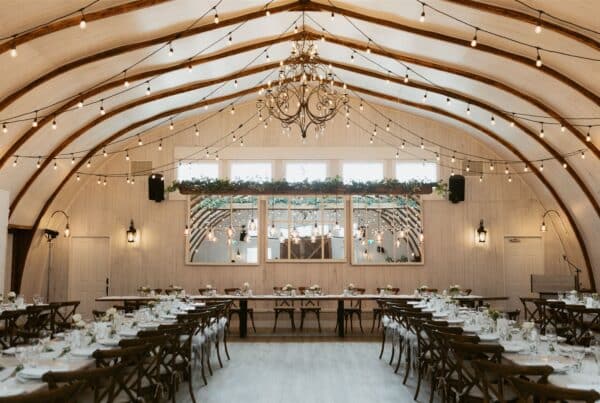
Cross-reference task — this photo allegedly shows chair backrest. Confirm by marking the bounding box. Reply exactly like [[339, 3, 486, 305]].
[[298, 287, 319, 307], [519, 297, 543, 322], [49, 301, 80, 333], [43, 365, 121, 403], [0, 381, 83, 403], [449, 340, 504, 399], [348, 287, 366, 309], [509, 376, 600, 403], [471, 359, 553, 403], [273, 287, 294, 307]]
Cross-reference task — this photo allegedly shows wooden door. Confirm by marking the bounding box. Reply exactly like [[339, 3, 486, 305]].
[[68, 237, 110, 319], [504, 236, 543, 310]]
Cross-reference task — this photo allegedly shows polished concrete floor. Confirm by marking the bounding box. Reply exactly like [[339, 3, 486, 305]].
[[181, 339, 424, 403]]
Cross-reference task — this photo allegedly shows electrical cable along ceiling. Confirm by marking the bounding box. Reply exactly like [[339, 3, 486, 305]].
[[0, 0, 598, 285]]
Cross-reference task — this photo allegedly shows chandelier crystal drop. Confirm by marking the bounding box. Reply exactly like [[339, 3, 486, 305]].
[[256, 39, 348, 140]]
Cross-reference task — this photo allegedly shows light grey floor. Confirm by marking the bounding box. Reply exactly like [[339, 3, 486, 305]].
[[179, 340, 424, 403]]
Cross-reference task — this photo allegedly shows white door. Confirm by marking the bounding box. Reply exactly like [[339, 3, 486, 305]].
[[69, 237, 110, 319], [504, 237, 543, 310]]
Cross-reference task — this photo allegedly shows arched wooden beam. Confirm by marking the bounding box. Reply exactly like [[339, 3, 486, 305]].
[[444, 0, 600, 51], [324, 58, 600, 215], [310, 0, 600, 105], [3, 26, 596, 177], [11, 51, 598, 226], [21, 82, 595, 292], [0, 0, 173, 55], [0, 1, 297, 112], [8, 61, 281, 214], [341, 81, 596, 289], [319, 29, 597, 156], [0, 30, 300, 169]]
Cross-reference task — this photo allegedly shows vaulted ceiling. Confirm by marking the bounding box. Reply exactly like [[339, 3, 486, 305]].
[[0, 0, 598, 285]]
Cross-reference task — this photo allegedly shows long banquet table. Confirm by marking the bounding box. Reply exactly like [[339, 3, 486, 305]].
[[96, 294, 509, 337]]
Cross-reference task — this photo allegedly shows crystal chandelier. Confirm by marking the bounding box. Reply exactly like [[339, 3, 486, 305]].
[[256, 39, 348, 140]]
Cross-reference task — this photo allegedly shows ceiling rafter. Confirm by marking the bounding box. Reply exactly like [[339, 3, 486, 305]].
[[19, 81, 595, 292], [0, 0, 174, 55], [9, 53, 598, 225], [442, 0, 600, 51]]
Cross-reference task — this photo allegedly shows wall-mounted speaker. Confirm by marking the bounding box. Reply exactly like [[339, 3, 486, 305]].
[[448, 174, 465, 204], [148, 174, 164, 202]]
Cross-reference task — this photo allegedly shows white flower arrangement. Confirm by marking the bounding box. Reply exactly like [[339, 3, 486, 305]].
[[72, 313, 82, 323], [386, 284, 393, 291], [7, 291, 16, 302], [347, 283, 355, 290], [309, 284, 321, 291], [419, 285, 429, 292], [448, 284, 461, 294], [282, 284, 294, 291], [242, 282, 250, 292], [206, 284, 213, 290], [74, 319, 86, 329], [102, 307, 118, 322]]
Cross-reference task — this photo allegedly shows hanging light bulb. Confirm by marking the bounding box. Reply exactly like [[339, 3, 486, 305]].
[[470, 28, 478, 47], [2, 123, 7, 133], [562, 162, 568, 169], [479, 175, 483, 182], [539, 122, 544, 138], [79, 11, 87, 29], [234, 79, 238, 88], [123, 71, 129, 88], [331, 11, 335, 20], [71, 155, 75, 165], [404, 71, 409, 83], [97, 177, 101, 185], [586, 126, 592, 142], [420, 138, 425, 149], [366, 40, 371, 53], [419, 231, 424, 242], [535, 12, 542, 33], [36, 157, 41, 169], [523, 164, 529, 172], [137, 137, 143, 146], [103, 148, 108, 157], [158, 140, 163, 151], [10, 42, 17, 58], [52, 117, 57, 130], [373, 125, 377, 136], [215, 153, 219, 161], [581, 150, 586, 159], [504, 165, 509, 175], [359, 100, 363, 111], [265, 8, 270, 16], [184, 225, 189, 236], [560, 124, 566, 133], [230, 105, 235, 115], [125, 151, 130, 161], [489, 162, 495, 171], [508, 175, 512, 183], [228, 35, 232, 45], [249, 218, 257, 231], [490, 115, 496, 125], [446, 97, 451, 105], [419, 4, 426, 22], [435, 152, 440, 161], [240, 138, 245, 147], [76, 173, 80, 181], [422, 92, 428, 102], [145, 83, 151, 96], [169, 120, 174, 130], [32, 111, 38, 127], [386, 121, 390, 131], [401, 140, 405, 149], [213, 9, 219, 24], [53, 160, 57, 170], [396, 150, 400, 159], [86, 159, 91, 168], [12, 157, 18, 167], [77, 98, 84, 108], [539, 162, 544, 171], [466, 104, 471, 115], [100, 101, 105, 115], [466, 161, 471, 172], [195, 125, 199, 136], [451, 153, 456, 163], [535, 48, 543, 68]]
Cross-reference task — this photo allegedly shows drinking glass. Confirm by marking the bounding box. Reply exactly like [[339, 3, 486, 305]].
[[590, 338, 600, 375], [571, 346, 586, 373], [545, 325, 557, 352]]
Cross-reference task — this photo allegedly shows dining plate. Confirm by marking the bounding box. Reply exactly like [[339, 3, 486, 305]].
[[501, 342, 525, 353], [70, 348, 97, 358], [17, 367, 50, 380], [478, 333, 499, 341], [462, 326, 481, 333], [119, 329, 139, 337], [1, 347, 17, 356], [540, 335, 567, 342], [0, 385, 23, 397], [432, 313, 448, 318], [97, 338, 120, 347], [446, 319, 464, 325], [138, 322, 158, 329]]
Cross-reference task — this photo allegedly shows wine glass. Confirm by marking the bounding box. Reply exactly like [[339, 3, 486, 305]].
[[545, 325, 557, 352], [571, 346, 586, 373], [590, 337, 600, 375]]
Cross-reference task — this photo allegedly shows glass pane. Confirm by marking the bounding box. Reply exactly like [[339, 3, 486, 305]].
[[177, 162, 218, 181], [285, 161, 328, 182], [187, 195, 259, 265], [395, 161, 437, 182], [230, 162, 272, 182], [352, 195, 423, 264], [342, 162, 384, 184], [266, 196, 345, 261]]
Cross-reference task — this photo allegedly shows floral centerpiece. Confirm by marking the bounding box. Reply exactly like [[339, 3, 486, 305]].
[[6, 291, 16, 303], [242, 282, 251, 293], [487, 309, 501, 321], [418, 285, 429, 294], [281, 284, 295, 295], [385, 284, 394, 295], [137, 285, 151, 296], [448, 284, 461, 296], [204, 285, 216, 296], [169, 285, 184, 297], [309, 284, 321, 292], [102, 307, 118, 322], [71, 313, 86, 329]]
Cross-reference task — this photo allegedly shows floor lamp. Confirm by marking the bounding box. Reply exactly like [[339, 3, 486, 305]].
[[44, 210, 71, 302]]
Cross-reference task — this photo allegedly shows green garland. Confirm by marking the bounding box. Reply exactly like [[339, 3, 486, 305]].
[[169, 177, 442, 196]]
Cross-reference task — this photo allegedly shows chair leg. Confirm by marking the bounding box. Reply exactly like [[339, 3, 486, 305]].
[[206, 344, 213, 376], [200, 345, 208, 386], [316, 311, 321, 333], [249, 311, 257, 333], [300, 311, 305, 330], [187, 364, 197, 403], [223, 328, 230, 360], [389, 343, 395, 366], [289, 311, 296, 330], [414, 361, 424, 400], [379, 327, 386, 359], [273, 311, 279, 333], [358, 313, 364, 334], [350, 315, 354, 333], [215, 340, 223, 368], [371, 311, 378, 333], [402, 346, 411, 384]]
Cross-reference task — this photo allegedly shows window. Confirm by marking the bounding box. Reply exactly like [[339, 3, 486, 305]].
[[177, 162, 219, 181], [285, 161, 328, 182], [342, 162, 384, 184], [395, 161, 437, 182], [230, 162, 272, 182]]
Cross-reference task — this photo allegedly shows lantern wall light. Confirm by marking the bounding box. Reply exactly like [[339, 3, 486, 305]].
[[126, 220, 137, 243], [476, 219, 487, 243]]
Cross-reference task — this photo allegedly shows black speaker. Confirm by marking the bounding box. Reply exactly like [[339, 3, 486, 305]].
[[148, 174, 165, 202], [448, 174, 465, 204]]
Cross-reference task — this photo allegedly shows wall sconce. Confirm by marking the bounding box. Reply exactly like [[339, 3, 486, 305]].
[[184, 225, 189, 236], [476, 219, 487, 243], [540, 210, 560, 232], [126, 220, 137, 243], [50, 210, 71, 237]]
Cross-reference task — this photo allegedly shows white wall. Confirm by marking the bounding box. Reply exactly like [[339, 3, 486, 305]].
[[0, 189, 8, 294]]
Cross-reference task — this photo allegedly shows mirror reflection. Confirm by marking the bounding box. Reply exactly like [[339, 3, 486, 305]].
[[187, 195, 259, 264], [351, 195, 423, 264], [267, 196, 345, 261]]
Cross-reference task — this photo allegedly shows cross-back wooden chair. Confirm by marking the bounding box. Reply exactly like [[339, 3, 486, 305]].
[[119, 334, 169, 401], [422, 323, 463, 403], [449, 340, 504, 402], [49, 301, 80, 334], [565, 305, 600, 345], [93, 344, 153, 402], [297, 286, 322, 332], [509, 376, 600, 403], [272, 287, 296, 332], [519, 297, 543, 323], [336, 287, 366, 334], [177, 312, 211, 388], [43, 365, 122, 403], [92, 310, 106, 321], [0, 381, 84, 403], [471, 359, 553, 403], [397, 311, 433, 382], [371, 288, 400, 332], [160, 323, 197, 403], [0, 309, 27, 348], [223, 287, 256, 332], [23, 305, 53, 336]]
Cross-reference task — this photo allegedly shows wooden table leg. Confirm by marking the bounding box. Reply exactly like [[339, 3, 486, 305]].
[[337, 299, 345, 337], [239, 300, 248, 338]]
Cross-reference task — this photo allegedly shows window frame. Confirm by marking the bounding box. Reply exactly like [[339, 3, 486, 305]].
[[229, 161, 273, 183], [284, 160, 329, 183], [395, 160, 438, 183], [341, 160, 385, 184]]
